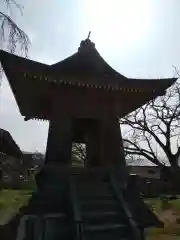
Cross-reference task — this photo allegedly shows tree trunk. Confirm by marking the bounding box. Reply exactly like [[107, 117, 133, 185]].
[[161, 165, 180, 197], [170, 166, 180, 198]]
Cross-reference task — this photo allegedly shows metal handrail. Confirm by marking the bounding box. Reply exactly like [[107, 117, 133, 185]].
[[110, 175, 141, 240], [69, 176, 84, 240]]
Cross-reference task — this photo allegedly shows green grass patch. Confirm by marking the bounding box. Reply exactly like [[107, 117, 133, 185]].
[[145, 197, 180, 212], [0, 182, 36, 225]]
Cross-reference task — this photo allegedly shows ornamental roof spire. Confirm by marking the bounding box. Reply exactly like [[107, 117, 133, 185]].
[[78, 31, 95, 53]]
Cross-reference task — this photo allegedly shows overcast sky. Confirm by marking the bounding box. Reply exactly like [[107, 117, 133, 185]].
[[0, 0, 180, 153]]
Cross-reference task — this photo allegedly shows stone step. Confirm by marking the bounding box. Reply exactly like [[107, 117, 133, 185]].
[[81, 198, 117, 205], [71, 167, 105, 174], [84, 223, 129, 240], [76, 182, 109, 189], [83, 211, 126, 224], [77, 191, 112, 198], [84, 223, 126, 231], [84, 211, 118, 218], [78, 195, 114, 201], [84, 235, 129, 240], [70, 173, 131, 239], [43, 213, 66, 219], [76, 186, 111, 197], [81, 200, 119, 212], [74, 175, 108, 182]]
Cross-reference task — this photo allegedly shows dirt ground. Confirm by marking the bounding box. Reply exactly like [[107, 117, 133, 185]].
[[145, 198, 180, 239]]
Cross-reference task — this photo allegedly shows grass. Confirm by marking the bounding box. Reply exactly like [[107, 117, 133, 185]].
[[0, 179, 36, 225], [0, 189, 33, 225], [145, 197, 180, 239]]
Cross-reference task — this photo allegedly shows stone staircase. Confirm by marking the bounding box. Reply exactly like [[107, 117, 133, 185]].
[[16, 168, 143, 240], [70, 169, 140, 240]]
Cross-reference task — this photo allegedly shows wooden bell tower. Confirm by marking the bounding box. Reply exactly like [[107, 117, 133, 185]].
[[0, 38, 176, 240]]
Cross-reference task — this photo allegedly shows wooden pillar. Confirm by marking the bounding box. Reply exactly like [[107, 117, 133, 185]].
[[45, 115, 72, 165], [85, 131, 100, 167], [101, 117, 128, 185]]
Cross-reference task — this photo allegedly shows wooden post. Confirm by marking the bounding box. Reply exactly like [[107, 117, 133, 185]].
[[84, 119, 101, 167], [45, 115, 72, 165], [101, 117, 128, 186]]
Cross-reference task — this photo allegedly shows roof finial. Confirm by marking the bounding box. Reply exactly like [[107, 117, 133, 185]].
[[87, 31, 91, 39], [78, 31, 95, 52]]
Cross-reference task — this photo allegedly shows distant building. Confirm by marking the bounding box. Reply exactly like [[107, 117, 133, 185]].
[[128, 166, 161, 179]]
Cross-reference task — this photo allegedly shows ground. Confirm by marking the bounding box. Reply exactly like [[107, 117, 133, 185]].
[[145, 198, 180, 239], [0, 184, 180, 239], [0, 180, 36, 225]]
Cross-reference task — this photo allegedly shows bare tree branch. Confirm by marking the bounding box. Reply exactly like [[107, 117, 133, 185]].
[[72, 143, 86, 162], [123, 139, 164, 166], [0, 0, 30, 84], [0, 5, 30, 56], [4, 0, 23, 15], [121, 78, 180, 167]]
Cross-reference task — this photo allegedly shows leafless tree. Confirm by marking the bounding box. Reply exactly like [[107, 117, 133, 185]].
[[0, 0, 30, 81], [72, 143, 86, 165], [120, 78, 180, 169], [0, 0, 30, 54]]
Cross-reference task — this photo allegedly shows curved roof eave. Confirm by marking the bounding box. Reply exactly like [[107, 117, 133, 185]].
[[127, 77, 177, 90], [0, 45, 177, 91]]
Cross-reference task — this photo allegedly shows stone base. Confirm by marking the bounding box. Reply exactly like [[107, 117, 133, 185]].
[[13, 165, 163, 240]]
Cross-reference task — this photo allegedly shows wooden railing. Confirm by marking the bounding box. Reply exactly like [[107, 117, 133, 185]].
[[69, 176, 84, 240], [110, 175, 142, 240]]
